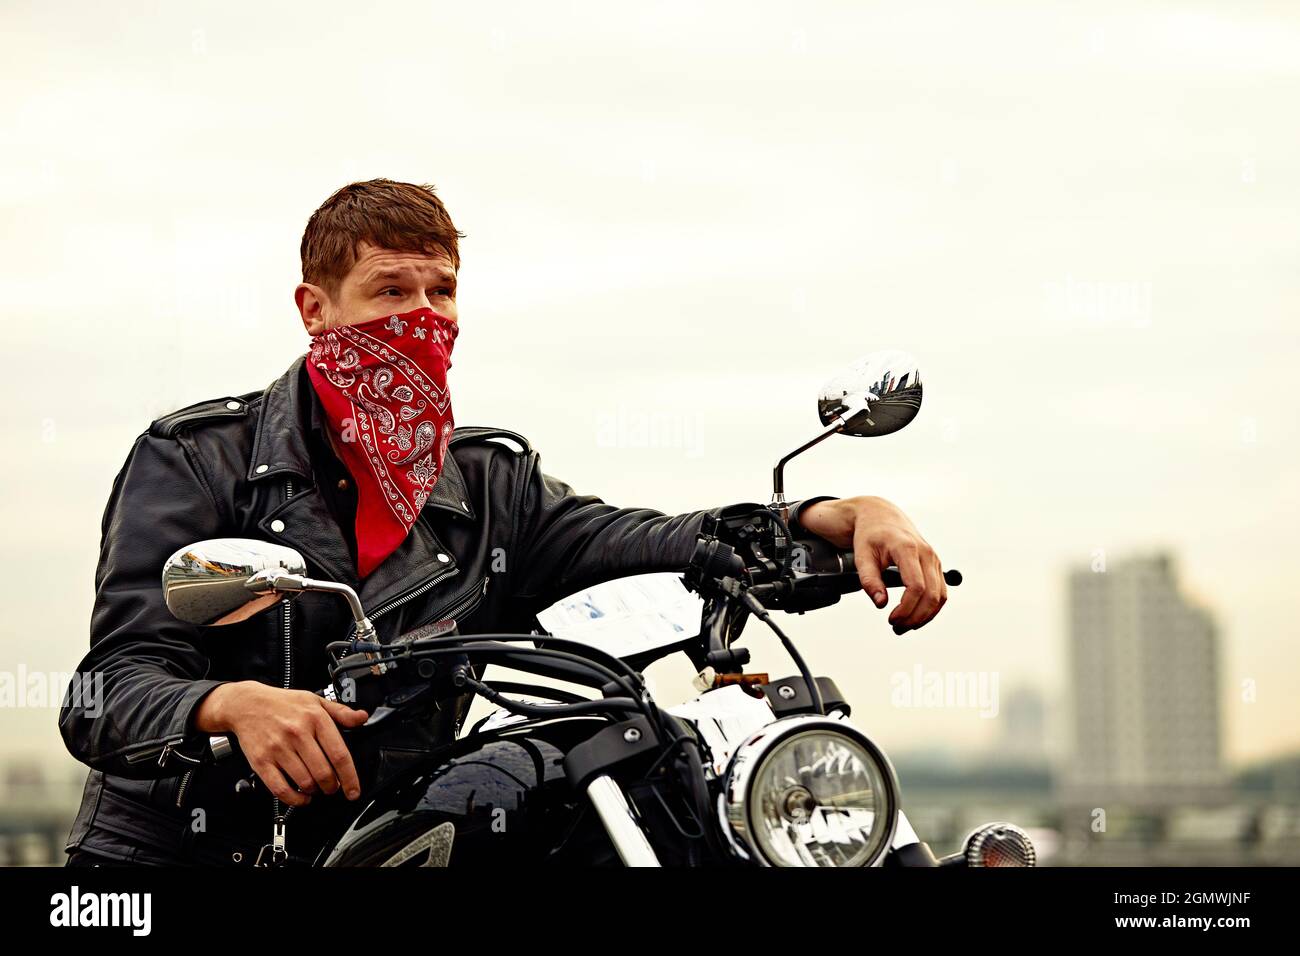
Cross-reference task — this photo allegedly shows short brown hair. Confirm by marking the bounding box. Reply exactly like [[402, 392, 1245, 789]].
[[300, 179, 464, 291]]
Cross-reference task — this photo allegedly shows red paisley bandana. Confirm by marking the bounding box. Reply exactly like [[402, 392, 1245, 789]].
[[305, 308, 457, 578]]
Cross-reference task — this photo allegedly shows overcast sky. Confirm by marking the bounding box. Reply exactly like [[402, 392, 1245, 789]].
[[2, 0, 1298, 777]]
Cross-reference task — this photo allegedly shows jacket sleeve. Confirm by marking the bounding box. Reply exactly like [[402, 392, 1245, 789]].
[[505, 450, 840, 615], [505, 451, 718, 615], [59, 431, 228, 778]]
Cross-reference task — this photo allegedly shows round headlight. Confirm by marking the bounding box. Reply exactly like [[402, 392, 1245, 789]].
[[723, 717, 898, 867]]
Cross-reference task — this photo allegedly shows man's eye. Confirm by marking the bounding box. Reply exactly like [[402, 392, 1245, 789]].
[[380, 288, 401, 296]]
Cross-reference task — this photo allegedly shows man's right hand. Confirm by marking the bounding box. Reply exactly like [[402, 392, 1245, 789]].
[[193, 681, 369, 806]]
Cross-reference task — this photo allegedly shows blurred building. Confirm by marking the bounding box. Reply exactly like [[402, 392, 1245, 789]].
[[1064, 554, 1224, 799], [997, 685, 1048, 765]]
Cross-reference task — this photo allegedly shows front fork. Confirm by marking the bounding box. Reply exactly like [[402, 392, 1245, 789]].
[[889, 810, 942, 866], [586, 774, 662, 867]]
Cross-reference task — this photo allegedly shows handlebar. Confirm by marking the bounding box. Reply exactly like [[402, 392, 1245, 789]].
[[877, 564, 962, 588], [209, 537, 963, 792], [792, 535, 962, 588], [208, 684, 338, 794]]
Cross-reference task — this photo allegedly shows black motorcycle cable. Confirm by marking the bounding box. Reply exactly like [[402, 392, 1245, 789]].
[[676, 743, 717, 858], [635, 721, 727, 858], [479, 681, 589, 704], [456, 641, 686, 751], [449, 640, 649, 718], [676, 733, 729, 858], [646, 783, 706, 842], [332, 642, 662, 735], [385, 631, 651, 698], [333, 639, 639, 701], [463, 677, 642, 719], [525, 635, 654, 694], [643, 729, 694, 778], [730, 583, 826, 716], [643, 735, 705, 846], [402, 632, 678, 741]]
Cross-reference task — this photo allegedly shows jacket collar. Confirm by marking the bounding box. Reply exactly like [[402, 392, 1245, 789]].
[[247, 355, 475, 525], [248, 355, 475, 611]]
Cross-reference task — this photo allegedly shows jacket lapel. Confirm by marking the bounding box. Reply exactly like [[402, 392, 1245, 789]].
[[257, 487, 358, 591], [354, 450, 474, 613], [249, 355, 476, 616]]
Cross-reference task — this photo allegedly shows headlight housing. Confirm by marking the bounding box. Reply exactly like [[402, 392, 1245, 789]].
[[963, 822, 1037, 867], [722, 717, 899, 867]]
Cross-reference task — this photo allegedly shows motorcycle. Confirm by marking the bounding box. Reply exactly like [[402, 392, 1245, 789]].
[[160, 349, 1037, 868]]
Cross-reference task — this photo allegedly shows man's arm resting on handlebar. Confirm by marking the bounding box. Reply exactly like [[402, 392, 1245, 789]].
[[504, 450, 825, 615], [502, 451, 947, 632], [496, 452, 946, 632], [796, 496, 950, 633]]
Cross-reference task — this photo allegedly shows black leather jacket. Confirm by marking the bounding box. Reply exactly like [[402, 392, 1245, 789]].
[[59, 355, 820, 865]]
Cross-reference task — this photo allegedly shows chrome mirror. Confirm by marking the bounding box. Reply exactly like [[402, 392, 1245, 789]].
[[162, 538, 308, 626], [771, 350, 923, 515], [817, 349, 922, 437], [163, 538, 379, 643]]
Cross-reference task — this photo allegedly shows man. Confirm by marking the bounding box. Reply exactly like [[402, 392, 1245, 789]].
[[59, 179, 948, 865]]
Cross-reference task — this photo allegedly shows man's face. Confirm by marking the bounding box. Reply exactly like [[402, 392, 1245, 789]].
[[296, 242, 458, 335]]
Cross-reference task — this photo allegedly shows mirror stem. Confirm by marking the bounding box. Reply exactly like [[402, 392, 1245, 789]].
[[251, 572, 377, 641], [770, 420, 845, 518]]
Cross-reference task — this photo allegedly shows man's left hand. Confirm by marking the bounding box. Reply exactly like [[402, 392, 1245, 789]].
[[798, 496, 947, 634]]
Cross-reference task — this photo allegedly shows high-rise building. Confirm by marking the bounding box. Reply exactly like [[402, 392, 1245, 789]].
[[1065, 554, 1223, 798]]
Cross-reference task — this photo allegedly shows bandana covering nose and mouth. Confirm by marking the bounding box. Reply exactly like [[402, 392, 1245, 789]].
[[306, 307, 458, 578]]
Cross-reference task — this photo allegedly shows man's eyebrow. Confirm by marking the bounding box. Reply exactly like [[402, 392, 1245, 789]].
[[364, 267, 456, 285]]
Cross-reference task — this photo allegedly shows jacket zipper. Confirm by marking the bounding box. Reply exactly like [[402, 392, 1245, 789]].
[[269, 479, 297, 847], [350, 568, 491, 650], [174, 477, 301, 811], [347, 565, 460, 641], [281, 481, 295, 699], [122, 735, 185, 766], [432, 576, 489, 629]]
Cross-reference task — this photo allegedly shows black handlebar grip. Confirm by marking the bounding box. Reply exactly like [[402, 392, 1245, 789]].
[[794, 536, 961, 586], [880, 566, 963, 588]]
